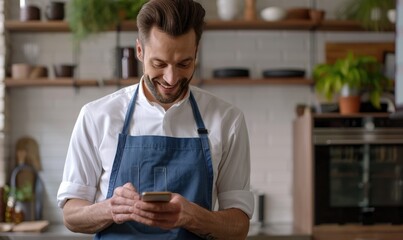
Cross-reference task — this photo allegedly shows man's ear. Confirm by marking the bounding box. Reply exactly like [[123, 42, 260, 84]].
[[136, 38, 144, 62]]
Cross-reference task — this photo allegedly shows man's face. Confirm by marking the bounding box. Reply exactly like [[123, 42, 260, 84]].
[[137, 27, 197, 107]]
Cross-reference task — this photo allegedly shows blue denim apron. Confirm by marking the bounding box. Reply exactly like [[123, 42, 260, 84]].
[[95, 86, 213, 240]]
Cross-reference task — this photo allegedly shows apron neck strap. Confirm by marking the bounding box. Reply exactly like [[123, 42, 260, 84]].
[[189, 92, 208, 136]]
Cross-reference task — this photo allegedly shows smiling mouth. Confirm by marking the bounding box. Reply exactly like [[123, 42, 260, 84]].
[[156, 81, 180, 91], [158, 82, 176, 89]]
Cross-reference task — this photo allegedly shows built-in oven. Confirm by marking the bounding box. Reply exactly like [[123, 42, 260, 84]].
[[313, 115, 403, 225]]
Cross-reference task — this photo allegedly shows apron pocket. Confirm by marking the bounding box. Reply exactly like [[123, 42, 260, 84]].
[[154, 166, 167, 191], [128, 166, 140, 190]]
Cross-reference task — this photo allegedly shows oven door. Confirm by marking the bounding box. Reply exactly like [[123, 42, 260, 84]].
[[313, 129, 403, 225]]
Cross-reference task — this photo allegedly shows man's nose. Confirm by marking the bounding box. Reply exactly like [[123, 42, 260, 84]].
[[163, 66, 179, 85]]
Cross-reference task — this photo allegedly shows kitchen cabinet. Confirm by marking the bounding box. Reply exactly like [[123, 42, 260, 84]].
[[3, 19, 393, 88]]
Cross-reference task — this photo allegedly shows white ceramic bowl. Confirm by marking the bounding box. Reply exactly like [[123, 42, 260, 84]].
[[260, 7, 286, 21]]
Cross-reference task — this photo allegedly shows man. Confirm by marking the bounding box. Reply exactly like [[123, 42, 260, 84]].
[[57, 0, 254, 239]]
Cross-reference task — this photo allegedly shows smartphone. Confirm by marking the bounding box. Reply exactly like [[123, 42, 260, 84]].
[[141, 191, 172, 202]]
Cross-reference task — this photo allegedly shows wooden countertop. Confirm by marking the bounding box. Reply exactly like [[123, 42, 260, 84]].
[[0, 223, 311, 240], [248, 223, 311, 240]]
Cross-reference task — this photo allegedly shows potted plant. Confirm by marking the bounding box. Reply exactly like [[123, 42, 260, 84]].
[[66, 0, 148, 44], [337, 0, 395, 31], [313, 52, 391, 114]]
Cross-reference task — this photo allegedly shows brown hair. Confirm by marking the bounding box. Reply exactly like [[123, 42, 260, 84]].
[[137, 0, 205, 46]]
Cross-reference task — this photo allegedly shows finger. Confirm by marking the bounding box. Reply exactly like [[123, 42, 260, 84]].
[[114, 185, 139, 200], [130, 212, 176, 229], [135, 202, 179, 213], [113, 213, 134, 224], [123, 182, 137, 192], [132, 208, 167, 220]]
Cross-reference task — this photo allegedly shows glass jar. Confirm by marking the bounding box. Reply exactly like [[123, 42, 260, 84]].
[[5, 196, 15, 223]]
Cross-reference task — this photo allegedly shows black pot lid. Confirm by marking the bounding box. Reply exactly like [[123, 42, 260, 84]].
[[262, 69, 305, 78], [213, 68, 250, 78]]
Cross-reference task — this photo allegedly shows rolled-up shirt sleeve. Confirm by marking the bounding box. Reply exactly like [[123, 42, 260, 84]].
[[216, 111, 254, 218], [57, 105, 102, 208]]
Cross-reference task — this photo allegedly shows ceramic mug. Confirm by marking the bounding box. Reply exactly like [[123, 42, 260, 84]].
[[20, 5, 41, 21], [45, 1, 65, 21], [11, 64, 32, 79], [53, 64, 76, 78]]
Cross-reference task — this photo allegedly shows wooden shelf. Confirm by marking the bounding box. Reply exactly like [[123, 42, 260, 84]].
[[318, 19, 395, 31], [4, 77, 312, 87], [205, 19, 315, 30], [202, 78, 314, 85], [4, 20, 394, 32], [4, 20, 137, 32], [4, 78, 140, 87], [5, 21, 70, 32]]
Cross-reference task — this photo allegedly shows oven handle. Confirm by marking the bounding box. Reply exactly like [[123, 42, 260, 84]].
[[314, 138, 403, 145]]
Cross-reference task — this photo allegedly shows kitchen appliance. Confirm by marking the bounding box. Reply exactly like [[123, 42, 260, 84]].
[[313, 115, 403, 225], [251, 190, 265, 227]]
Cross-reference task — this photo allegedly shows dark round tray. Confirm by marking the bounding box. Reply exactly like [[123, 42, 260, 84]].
[[262, 69, 305, 78], [213, 68, 250, 78]]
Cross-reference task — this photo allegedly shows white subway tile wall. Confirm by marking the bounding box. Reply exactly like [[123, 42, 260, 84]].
[[5, 0, 395, 224]]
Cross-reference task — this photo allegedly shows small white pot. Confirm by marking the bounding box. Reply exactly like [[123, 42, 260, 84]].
[[217, 0, 240, 20]]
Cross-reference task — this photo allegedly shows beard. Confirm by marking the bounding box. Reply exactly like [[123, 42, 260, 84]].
[[143, 73, 194, 104]]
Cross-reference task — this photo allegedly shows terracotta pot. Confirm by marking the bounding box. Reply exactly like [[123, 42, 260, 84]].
[[309, 9, 325, 22], [339, 96, 361, 115]]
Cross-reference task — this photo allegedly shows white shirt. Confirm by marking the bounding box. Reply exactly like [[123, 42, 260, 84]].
[[57, 80, 254, 218]]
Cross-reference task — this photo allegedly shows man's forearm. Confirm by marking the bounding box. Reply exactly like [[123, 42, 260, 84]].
[[63, 198, 114, 234], [185, 204, 250, 240]]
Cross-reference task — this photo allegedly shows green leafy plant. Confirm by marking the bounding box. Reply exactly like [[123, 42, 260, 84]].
[[337, 0, 395, 31], [313, 52, 391, 108], [3, 184, 34, 202], [67, 0, 148, 44]]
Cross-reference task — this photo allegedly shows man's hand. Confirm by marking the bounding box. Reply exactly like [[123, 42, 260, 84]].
[[110, 182, 191, 230], [131, 193, 192, 229], [109, 183, 249, 239], [110, 182, 141, 224]]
